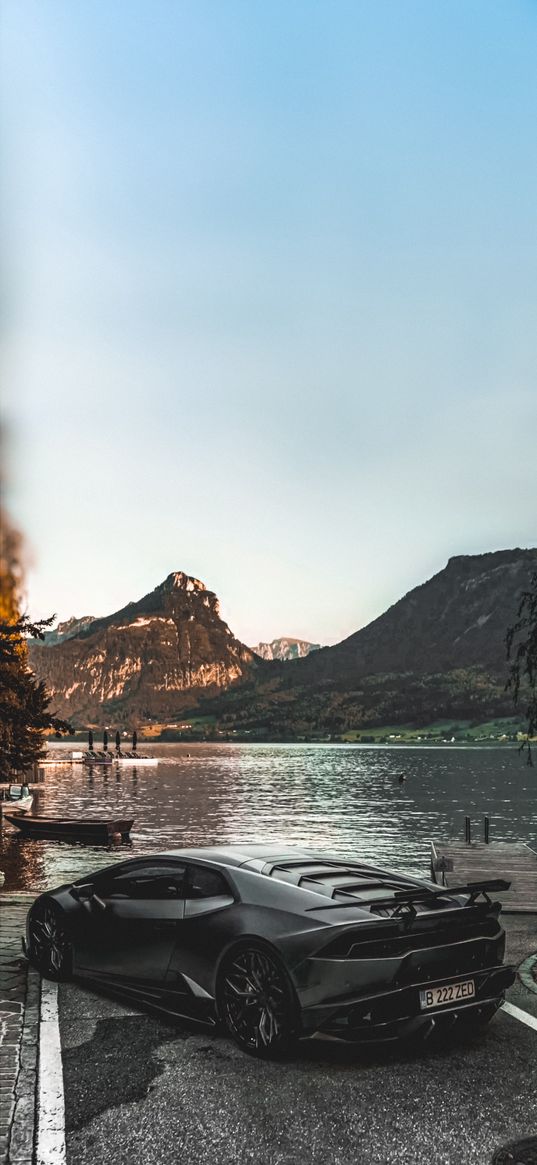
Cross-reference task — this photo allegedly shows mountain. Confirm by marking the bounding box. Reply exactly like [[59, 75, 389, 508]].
[[205, 549, 537, 736], [296, 549, 536, 682], [42, 616, 96, 645], [29, 572, 260, 725], [29, 549, 537, 735], [252, 638, 321, 662]]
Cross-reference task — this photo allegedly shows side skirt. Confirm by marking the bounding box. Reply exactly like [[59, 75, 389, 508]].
[[73, 972, 218, 1028]]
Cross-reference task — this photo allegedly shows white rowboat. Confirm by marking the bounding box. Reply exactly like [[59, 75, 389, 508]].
[[113, 753, 158, 765]]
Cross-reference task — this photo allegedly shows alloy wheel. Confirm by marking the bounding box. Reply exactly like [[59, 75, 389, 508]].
[[219, 945, 296, 1057], [29, 902, 71, 979]]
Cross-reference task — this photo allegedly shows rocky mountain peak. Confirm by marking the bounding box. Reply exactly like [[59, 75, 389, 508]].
[[163, 571, 207, 594], [42, 615, 96, 646], [445, 548, 533, 574], [29, 570, 259, 724], [252, 638, 322, 662]]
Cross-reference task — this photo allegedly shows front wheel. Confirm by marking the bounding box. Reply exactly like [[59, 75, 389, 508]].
[[217, 942, 299, 1059], [28, 898, 72, 981]]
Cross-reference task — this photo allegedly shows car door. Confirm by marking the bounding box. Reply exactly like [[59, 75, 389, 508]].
[[166, 864, 235, 1000], [75, 860, 186, 983]]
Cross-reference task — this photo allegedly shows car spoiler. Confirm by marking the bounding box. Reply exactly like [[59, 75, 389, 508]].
[[306, 879, 511, 914]]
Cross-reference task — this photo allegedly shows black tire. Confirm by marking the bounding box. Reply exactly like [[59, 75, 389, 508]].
[[216, 941, 299, 1059], [28, 898, 72, 981]]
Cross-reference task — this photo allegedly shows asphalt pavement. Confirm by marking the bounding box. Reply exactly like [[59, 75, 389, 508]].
[[58, 915, 537, 1165]]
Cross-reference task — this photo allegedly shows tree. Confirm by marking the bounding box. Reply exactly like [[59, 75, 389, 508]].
[[0, 612, 72, 777], [506, 569, 537, 763], [0, 502, 72, 776]]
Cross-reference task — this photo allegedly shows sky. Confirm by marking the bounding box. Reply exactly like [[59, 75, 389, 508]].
[[2, 0, 537, 647]]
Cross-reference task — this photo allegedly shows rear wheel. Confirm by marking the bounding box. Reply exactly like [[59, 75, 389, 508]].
[[28, 899, 72, 981], [217, 942, 299, 1059]]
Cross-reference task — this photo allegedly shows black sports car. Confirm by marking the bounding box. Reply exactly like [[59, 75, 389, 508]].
[[25, 844, 515, 1057]]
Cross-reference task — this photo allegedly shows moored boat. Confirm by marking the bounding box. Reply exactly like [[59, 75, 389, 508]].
[[82, 751, 113, 766], [4, 814, 134, 843], [113, 752, 158, 765], [110, 730, 157, 763], [40, 750, 85, 766], [0, 784, 34, 813]]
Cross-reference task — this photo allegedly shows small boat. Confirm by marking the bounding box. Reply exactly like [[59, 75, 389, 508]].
[[40, 750, 85, 766], [0, 784, 34, 813], [82, 751, 113, 766], [113, 752, 158, 765], [4, 814, 134, 843]]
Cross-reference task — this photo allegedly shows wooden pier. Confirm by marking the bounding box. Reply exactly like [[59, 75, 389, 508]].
[[431, 839, 537, 913]]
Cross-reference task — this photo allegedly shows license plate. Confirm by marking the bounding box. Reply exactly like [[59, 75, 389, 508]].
[[419, 979, 475, 1010]]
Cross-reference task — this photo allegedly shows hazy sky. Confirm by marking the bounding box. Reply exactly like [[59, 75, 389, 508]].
[[2, 0, 537, 646]]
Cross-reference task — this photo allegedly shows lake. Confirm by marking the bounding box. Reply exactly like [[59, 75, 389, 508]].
[[1, 742, 535, 893]]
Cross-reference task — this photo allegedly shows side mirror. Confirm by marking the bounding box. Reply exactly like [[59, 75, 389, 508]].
[[72, 883, 106, 909], [72, 882, 94, 901]]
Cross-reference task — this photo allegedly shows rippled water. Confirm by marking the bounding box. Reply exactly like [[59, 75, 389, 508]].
[[1, 742, 535, 893]]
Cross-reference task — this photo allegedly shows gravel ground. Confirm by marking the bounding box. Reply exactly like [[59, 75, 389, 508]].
[[59, 916, 537, 1165]]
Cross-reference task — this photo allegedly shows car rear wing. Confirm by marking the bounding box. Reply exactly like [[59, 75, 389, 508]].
[[373, 879, 510, 913], [306, 879, 511, 917]]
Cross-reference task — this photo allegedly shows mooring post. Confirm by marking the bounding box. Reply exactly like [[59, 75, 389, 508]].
[[484, 815, 490, 844], [464, 815, 471, 844]]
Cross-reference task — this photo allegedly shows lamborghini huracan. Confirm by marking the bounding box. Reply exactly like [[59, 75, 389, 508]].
[[25, 844, 515, 1057]]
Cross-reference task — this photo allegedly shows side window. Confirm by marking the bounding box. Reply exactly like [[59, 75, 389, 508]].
[[187, 866, 230, 900], [101, 864, 186, 900]]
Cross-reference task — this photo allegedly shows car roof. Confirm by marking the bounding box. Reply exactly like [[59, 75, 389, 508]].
[[159, 844, 423, 889], [160, 844, 317, 868], [77, 845, 440, 921]]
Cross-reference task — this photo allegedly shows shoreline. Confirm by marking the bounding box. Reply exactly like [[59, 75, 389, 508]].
[[43, 736, 526, 749]]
